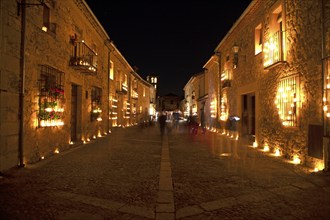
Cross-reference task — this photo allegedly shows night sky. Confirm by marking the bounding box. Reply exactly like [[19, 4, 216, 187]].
[[85, 0, 252, 97]]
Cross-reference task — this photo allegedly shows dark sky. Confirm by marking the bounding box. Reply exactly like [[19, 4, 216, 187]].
[[85, 0, 252, 97]]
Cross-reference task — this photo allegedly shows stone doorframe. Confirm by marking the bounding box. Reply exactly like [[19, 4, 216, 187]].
[[236, 82, 259, 143]]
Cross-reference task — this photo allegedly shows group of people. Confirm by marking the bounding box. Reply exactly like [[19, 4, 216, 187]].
[[187, 114, 206, 135], [157, 112, 206, 139], [157, 111, 240, 140]]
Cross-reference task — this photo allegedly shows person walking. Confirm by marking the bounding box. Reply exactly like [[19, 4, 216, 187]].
[[201, 111, 206, 134], [158, 112, 167, 142]]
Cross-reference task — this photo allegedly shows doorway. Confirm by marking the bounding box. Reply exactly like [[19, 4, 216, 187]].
[[71, 84, 78, 141], [241, 93, 256, 140]]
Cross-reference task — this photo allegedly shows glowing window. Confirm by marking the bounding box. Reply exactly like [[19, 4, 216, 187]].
[[109, 60, 114, 80], [275, 75, 300, 127], [38, 65, 64, 127], [220, 95, 228, 121], [91, 87, 102, 122], [323, 59, 330, 135], [255, 24, 263, 55], [263, 5, 285, 68]]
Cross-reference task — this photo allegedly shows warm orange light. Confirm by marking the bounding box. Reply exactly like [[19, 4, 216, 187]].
[[274, 149, 281, 157], [276, 75, 300, 127], [292, 155, 301, 164], [313, 161, 324, 172], [263, 144, 270, 152], [40, 120, 64, 127]]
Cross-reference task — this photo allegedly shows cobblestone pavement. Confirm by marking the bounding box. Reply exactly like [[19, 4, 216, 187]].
[[1, 123, 330, 219]]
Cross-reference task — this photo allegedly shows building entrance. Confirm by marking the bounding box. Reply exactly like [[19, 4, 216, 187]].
[[241, 93, 256, 141], [71, 84, 78, 141]]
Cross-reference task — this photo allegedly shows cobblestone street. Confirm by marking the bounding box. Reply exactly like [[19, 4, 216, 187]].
[[1, 124, 330, 220]]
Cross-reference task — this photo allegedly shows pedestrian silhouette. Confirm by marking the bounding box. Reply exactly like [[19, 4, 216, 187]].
[[158, 112, 167, 142]]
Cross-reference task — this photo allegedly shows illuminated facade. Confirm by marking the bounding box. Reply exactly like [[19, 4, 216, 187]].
[[183, 71, 207, 125], [201, 0, 330, 170], [146, 75, 158, 115], [0, 0, 154, 171]]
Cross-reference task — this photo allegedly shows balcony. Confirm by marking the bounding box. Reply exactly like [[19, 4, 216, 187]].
[[222, 80, 231, 89], [70, 41, 97, 74], [131, 89, 138, 99], [116, 81, 128, 95], [263, 31, 286, 69]]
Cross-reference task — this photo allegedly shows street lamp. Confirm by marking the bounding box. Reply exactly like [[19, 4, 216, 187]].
[[232, 45, 239, 69]]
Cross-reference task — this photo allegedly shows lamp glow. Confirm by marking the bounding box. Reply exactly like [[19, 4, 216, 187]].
[[292, 155, 301, 164], [274, 149, 281, 157], [263, 145, 270, 152]]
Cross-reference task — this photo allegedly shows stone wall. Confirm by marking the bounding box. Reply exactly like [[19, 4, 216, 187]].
[[0, 0, 22, 170]]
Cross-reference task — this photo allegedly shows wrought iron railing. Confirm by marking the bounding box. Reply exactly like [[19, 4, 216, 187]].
[[70, 41, 97, 74], [116, 81, 128, 94], [263, 31, 285, 68], [275, 74, 300, 127]]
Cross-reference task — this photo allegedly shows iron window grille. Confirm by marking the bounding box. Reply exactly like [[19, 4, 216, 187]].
[[38, 65, 64, 127]]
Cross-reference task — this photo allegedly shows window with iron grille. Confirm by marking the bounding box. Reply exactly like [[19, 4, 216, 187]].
[[38, 65, 64, 127], [91, 87, 102, 121], [275, 74, 300, 127]]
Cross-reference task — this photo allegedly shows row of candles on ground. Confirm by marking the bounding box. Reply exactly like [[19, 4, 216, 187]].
[[206, 127, 324, 172], [39, 123, 139, 160], [39, 130, 112, 160]]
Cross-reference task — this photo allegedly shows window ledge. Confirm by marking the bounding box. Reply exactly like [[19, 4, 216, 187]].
[[264, 61, 287, 70]]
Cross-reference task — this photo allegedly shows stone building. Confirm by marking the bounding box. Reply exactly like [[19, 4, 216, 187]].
[[183, 71, 208, 124], [146, 75, 157, 117], [158, 93, 182, 112], [196, 0, 330, 170], [0, 0, 155, 172]]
